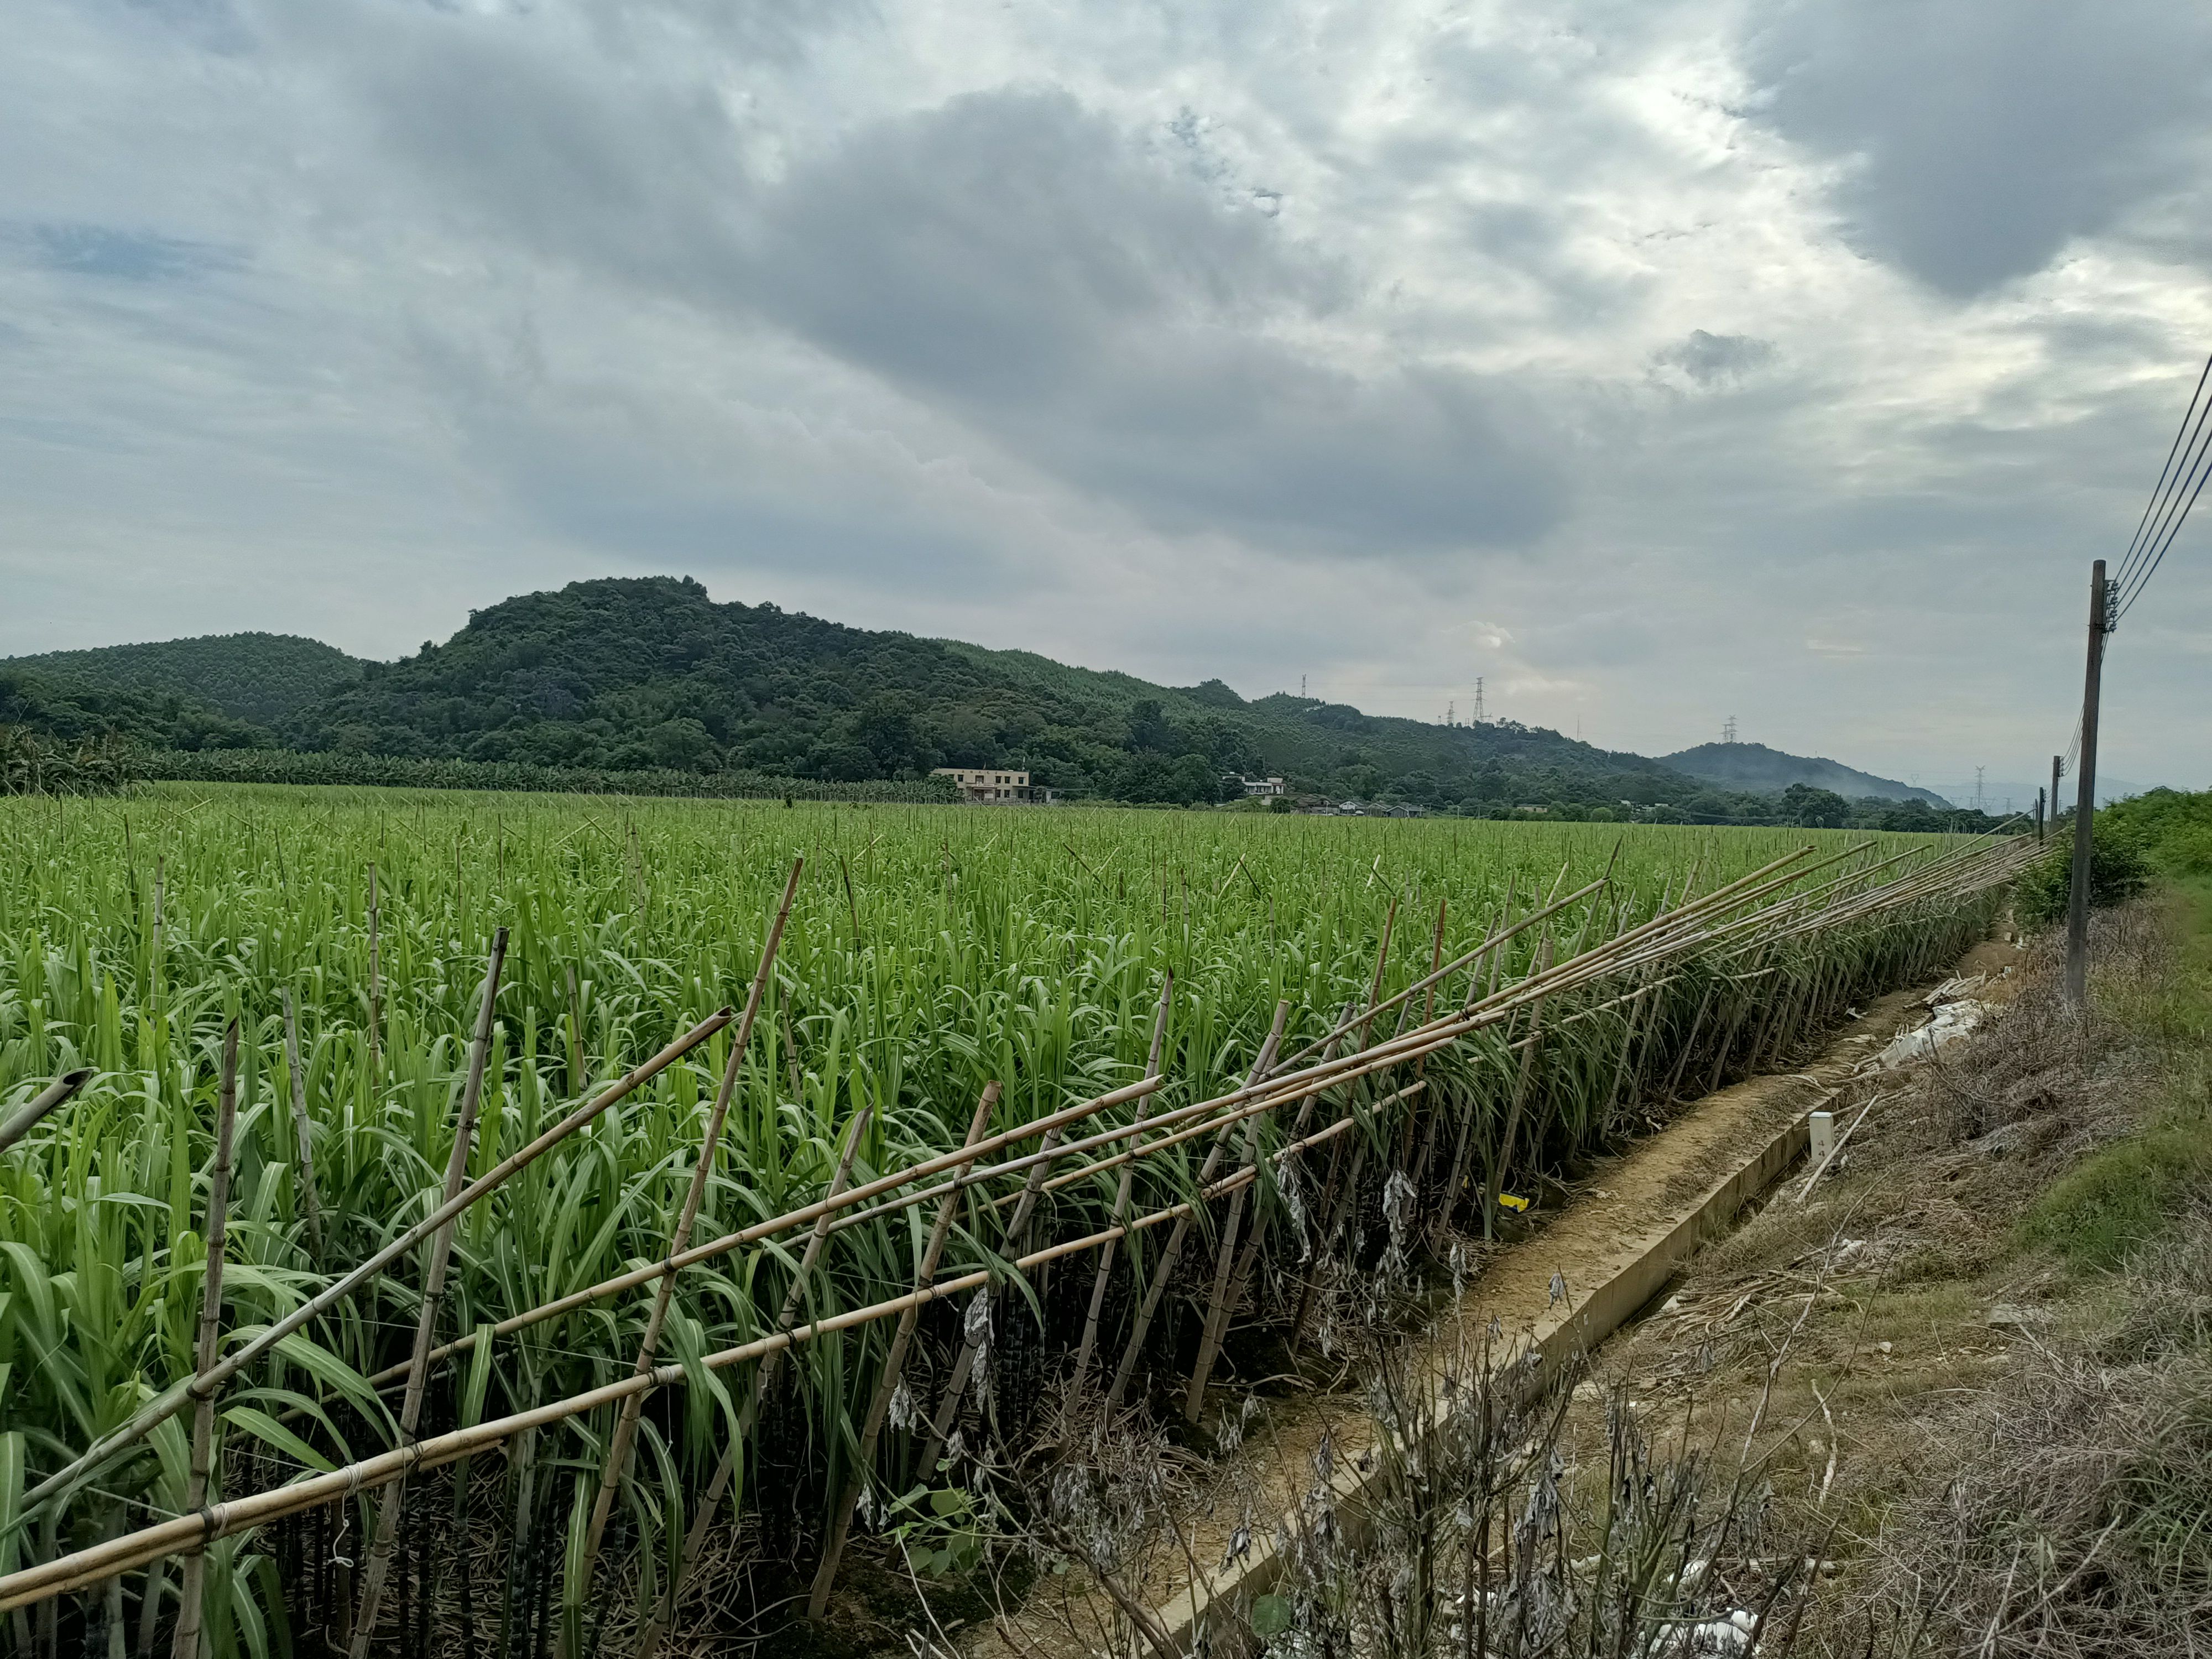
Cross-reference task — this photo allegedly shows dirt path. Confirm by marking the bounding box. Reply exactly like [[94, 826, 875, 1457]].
[[961, 938, 2019, 1658]]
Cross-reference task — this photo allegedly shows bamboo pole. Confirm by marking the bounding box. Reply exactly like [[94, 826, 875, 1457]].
[[354, 1073, 1170, 1396], [19, 1006, 736, 1518], [365, 843, 1860, 1405], [280, 991, 325, 1266], [632, 1100, 875, 1659], [567, 861, 803, 1636], [167, 1020, 241, 1659], [1396, 897, 1449, 1173], [1074, 977, 1173, 1386], [0, 1069, 91, 1159], [266, 836, 1989, 1519], [1182, 999, 1296, 1421], [1482, 930, 1552, 1237], [1106, 1001, 1289, 1412], [19, 958, 2001, 1624], [808, 1084, 999, 1619], [347, 928, 509, 1657], [5, 1109, 1403, 1617], [366, 862, 380, 1080], [915, 1066, 1080, 1470]]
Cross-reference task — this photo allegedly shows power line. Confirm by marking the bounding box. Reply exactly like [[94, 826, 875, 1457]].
[[2111, 348, 2212, 619], [2118, 451, 2212, 617], [2112, 350, 2212, 597]]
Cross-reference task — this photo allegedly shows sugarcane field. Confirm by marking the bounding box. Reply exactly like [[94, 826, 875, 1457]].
[[0, 787, 2052, 1657]]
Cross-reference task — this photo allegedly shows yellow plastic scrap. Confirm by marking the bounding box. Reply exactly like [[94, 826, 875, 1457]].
[[1498, 1192, 1531, 1213]]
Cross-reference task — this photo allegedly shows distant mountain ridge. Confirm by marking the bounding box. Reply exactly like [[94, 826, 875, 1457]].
[[1663, 741, 1949, 807], [4, 578, 1989, 822]]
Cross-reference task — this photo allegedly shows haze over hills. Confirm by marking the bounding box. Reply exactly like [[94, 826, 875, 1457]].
[[2, 576, 1998, 821], [1663, 742, 1952, 808]]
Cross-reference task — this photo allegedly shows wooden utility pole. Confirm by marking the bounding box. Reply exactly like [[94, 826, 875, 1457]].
[[2034, 786, 2046, 844], [2050, 755, 2063, 842], [2064, 560, 2110, 1006]]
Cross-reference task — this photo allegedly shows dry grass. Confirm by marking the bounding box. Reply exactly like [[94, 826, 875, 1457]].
[[1555, 895, 2212, 1657]]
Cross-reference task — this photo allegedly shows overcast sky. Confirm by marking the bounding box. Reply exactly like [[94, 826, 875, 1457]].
[[5, 0, 2209, 799]]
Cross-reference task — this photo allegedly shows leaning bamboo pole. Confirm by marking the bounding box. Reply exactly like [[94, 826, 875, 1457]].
[[567, 860, 802, 1632], [353, 1071, 1175, 1396], [166, 1020, 241, 1659], [0, 1084, 1428, 1616], [21, 1063, 1441, 1608], [19, 1006, 738, 1518], [347, 928, 508, 1657], [1106, 1001, 1290, 1411], [0, 1069, 91, 1159], [1073, 976, 1175, 1385], [280, 992, 325, 1267], [632, 1100, 877, 1659], [362, 843, 1906, 1407], [808, 1084, 999, 1618]]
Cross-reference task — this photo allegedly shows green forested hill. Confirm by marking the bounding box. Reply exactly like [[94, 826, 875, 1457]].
[[0, 666, 269, 752], [4, 576, 2012, 824], [279, 575, 1687, 807], [4, 632, 364, 724]]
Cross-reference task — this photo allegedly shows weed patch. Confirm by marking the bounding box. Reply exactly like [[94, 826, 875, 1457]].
[[2023, 1118, 2212, 1269]]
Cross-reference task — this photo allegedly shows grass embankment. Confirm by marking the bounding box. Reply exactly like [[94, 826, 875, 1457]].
[[1569, 794, 2212, 1657]]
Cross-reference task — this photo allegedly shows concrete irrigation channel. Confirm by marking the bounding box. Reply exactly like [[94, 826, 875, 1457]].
[[963, 935, 2020, 1659]]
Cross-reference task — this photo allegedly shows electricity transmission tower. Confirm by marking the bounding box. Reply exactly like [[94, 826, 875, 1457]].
[[1473, 678, 1486, 723], [1723, 715, 1738, 744]]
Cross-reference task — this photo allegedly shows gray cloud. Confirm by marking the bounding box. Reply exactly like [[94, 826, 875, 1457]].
[[1, 0, 2207, 793], [1747, 0, 2212, 295], [752, 89, 1566, 553], [1655, 330, 1776, 387]]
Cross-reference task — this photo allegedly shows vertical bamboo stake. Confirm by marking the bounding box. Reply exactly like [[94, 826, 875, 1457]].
[[1703, 942, 1771, 1095], [1073, 975, 1173, 1386], [1181, 1018, 1279, 1422], [168, 1019, 241, 1659], [634, 1102, 875, 1659], [1482, 930, 1552, 1239], [563, 968, 585, 1097], [807, 1083, 999, 1619], [348, 928, 509, 1659], [569, 860, 805, 1629], [1307, 901, 1405, 1264], [1105, 1001, 1289, 1412], [1438, 876, 1519, 1209], [916, 1099, 1063, 1470], [1396, 898, 1449, 1173], [366, 863, 382, 1081], [150, 858, 164, 1026], [281, 990, 325, 1267]]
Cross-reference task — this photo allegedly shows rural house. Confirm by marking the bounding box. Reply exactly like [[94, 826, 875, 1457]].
[[932, 765, 1034, 803]]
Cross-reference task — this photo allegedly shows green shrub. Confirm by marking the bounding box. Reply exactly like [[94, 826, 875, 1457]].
[[2017, 829, 2154, 924]]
